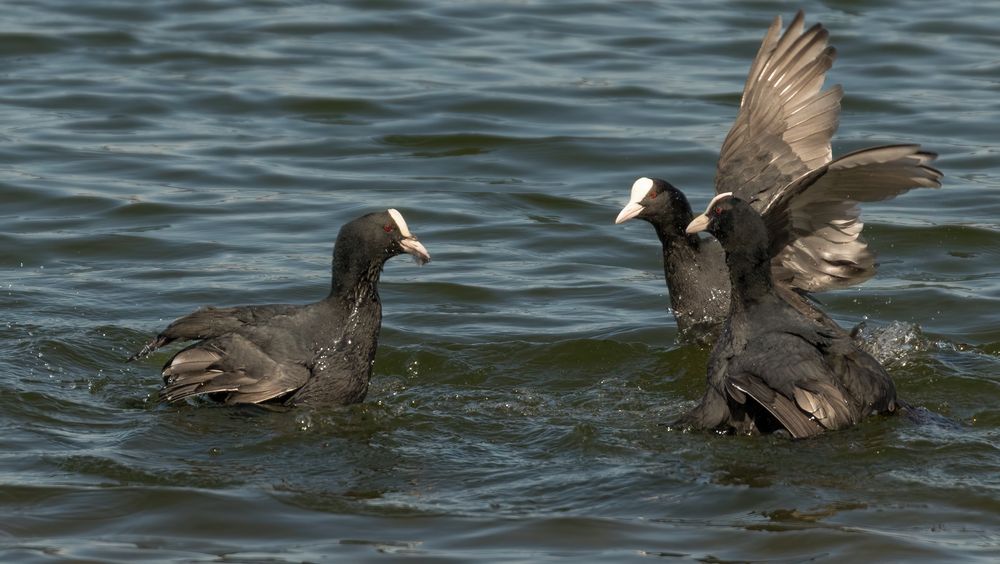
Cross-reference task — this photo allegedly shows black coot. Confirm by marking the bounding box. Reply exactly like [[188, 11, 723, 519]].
[[128, 209, 430, 407], [678, 194, 898, 438], [615, 11, 941, 343]]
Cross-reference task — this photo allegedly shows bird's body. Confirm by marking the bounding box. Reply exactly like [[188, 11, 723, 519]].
[[651, 220, 730, 339], [615, 11, 942, 343], [129, 209, 430, 407], [679, 195, 897, 437], [639, 194, 840, 342]]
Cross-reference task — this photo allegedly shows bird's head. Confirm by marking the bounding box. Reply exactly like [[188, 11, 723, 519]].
[[685, 192, 768, 252], [615, 177, 694, 233], [344, 208, 431, 266]]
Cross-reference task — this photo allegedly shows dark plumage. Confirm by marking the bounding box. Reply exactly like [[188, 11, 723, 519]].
[[128, 209, 431, 407], [615, 11, 942, 343], [677, 194, 898, 438]]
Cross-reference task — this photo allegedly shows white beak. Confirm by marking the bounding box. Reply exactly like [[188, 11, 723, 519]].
[[400, 237, 431, 265], [685, 192, 733, 234], [615, 201, 645, 224], [685, 214, 711, 234]]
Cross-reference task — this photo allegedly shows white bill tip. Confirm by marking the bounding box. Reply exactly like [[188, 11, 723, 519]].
[[400, 238, 431, 265]]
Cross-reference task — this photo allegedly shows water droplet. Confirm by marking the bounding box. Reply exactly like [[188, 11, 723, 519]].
[[296, 413, 313, 432]]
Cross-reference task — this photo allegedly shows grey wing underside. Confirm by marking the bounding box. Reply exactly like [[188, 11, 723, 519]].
[[158, 334, 310, 405], [764, 145, 942, 291], [715, 13, 942, 293], [716, 10, 840, 204], [127, 303, 298, 361]]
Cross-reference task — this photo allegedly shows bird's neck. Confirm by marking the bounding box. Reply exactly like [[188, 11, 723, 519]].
[[660, 231, 705, 292], [653, 212, 705, 273], [327, 249, 386, 303], [659, 229, 702, 261], [725, 247, 776, 311], [651, 209, 696, 254], [656, 217, 704, 282]]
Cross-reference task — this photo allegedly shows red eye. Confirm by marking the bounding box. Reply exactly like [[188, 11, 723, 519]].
[[647, 190, 657, 199], [383, 224, 395, 233], [714, 206, 723, 215]]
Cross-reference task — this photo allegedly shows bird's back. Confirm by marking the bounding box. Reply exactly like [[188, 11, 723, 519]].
[[715, 297, 896, 436]]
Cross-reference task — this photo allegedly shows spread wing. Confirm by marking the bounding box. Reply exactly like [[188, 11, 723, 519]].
[[127, 304, 299, 361], [764, 145, 942, 291], [158, 333, 310, 405], [716, 12, 943, 294], [716, 10, 841, 207]]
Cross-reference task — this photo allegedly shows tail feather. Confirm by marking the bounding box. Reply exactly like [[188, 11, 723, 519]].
[[159, 370, 255, 403]]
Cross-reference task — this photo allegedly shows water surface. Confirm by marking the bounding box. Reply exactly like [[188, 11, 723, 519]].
[[2, 0, 999, 561]]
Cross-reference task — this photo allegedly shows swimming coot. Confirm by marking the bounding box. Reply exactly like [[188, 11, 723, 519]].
[[615, 11, 941, 343], [128, 209, 430, 407], [677, 194, 898, 437]]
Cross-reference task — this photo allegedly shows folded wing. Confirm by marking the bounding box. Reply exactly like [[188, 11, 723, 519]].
[[725, 332, 867, 438], [127, 304, 298, 361], [158, 334, 310, 404]]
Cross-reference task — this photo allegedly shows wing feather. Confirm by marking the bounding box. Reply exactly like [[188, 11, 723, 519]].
[[158, 334, 310, 405], [128, 304, 298, 361], [764, 145, 942, 291], [717, 11, 840, 202], [728, 374, 825, 439]]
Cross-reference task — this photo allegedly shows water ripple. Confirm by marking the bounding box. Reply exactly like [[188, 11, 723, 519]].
[[1, 0, 998, 561]]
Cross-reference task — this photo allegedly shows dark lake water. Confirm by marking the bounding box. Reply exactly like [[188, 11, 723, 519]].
[[2, 0, 999, 561]]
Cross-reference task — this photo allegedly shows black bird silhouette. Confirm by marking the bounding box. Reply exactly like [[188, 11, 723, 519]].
[[677, 194, 898, 438], [615, 11, 941, 343], [128, 209, 430, 407]]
